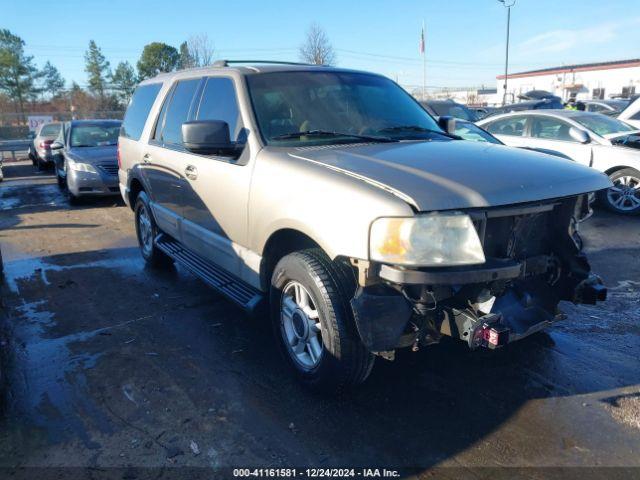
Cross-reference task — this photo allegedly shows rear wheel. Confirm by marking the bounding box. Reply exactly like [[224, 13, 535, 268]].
[[600, 168, 640, 215], [134, 191, 172, 267], [270, 249, 374, 391]]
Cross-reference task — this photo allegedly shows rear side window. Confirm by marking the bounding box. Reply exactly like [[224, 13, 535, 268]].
[[196, 77, 242, 141], [530, 117, 573, 141], [40, 123, 60, 136], [159, 79, 201, 145], [485, 116, 527, 137], [121, 83, 162, 140]]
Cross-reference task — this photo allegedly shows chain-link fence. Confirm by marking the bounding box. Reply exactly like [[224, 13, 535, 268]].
[[0, 111, 125, 141]]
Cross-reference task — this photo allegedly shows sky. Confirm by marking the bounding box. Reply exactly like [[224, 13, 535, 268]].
[[3, 0, 640, 93]]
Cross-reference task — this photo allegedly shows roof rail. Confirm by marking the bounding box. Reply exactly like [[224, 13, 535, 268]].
[[212, 60, 323, 67]]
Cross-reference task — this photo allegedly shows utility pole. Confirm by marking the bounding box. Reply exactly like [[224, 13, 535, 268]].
[[498, 0, 516, 106], [420, 21, 426, 100]]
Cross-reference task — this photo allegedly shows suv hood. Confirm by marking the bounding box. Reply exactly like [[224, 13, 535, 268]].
[[67, 145, 117, 164], [289, 140, 611, 211]]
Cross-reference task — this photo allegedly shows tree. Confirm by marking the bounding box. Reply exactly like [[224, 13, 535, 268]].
[[177, 41, 196, 70], [41, 61, 65, 97], [111, 61, 137, 105], [299, 23, 336, 65], [84, 40, 110, 105], [187, 34, 215, 67], [0, 29, 42, 117], [137, 42, 178, 80]]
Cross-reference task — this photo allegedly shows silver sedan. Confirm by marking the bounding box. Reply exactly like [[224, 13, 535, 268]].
[[478, 110, 640, 215]]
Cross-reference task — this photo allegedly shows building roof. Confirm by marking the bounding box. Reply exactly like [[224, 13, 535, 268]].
[[497, 59, 640, 80]]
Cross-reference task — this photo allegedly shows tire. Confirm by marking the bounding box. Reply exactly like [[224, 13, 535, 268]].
[[134, 191, 173, 267], [36, 157, 45, 171], [599, 168, 640, 215], [270, 248, 374, 391]]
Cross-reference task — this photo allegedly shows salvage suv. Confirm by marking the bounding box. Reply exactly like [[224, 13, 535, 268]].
[[118, 62, 610, 390]]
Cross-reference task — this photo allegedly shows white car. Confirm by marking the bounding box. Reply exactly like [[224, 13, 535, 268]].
[[478, 110, 640, 215], [618, 96, 640, 129]]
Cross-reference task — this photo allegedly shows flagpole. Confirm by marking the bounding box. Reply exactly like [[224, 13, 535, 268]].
[[422, 20, 426, 100]]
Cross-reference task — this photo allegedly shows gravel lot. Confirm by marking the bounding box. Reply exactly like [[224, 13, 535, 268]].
[[0, 160, 639, 478]]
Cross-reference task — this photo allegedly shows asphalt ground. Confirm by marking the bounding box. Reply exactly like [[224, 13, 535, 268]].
[[0, 160, 639, 479]]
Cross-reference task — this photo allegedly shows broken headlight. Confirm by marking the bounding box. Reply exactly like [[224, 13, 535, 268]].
[[370, 212, 486, 267]]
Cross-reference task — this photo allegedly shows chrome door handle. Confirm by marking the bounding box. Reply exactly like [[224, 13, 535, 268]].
[[143, 153, 151, 163], [185, 165, 198, 180]]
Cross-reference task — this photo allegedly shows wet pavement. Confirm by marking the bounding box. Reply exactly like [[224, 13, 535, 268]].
[[0, 160, 639, 479]]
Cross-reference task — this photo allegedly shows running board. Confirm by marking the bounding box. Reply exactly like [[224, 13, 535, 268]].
[[155, 234, 264, 313]]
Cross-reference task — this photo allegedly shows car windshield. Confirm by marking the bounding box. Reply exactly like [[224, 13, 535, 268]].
[[429, 103, 477, 122], [571, 114, 635, 137], [70, 123, 121, 147], [246, 71, 444, 145], [455, 121, 501, 144]]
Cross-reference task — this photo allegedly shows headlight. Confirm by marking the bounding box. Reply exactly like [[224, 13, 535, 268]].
[[370, 212, 485, 266], [68, 161, 97, 173]]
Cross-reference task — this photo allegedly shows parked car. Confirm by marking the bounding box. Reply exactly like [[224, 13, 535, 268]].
[[492, 97, 565, 116], [583, 99, 630, 116], [472, 106, 499, 120], [50, 120, 122, 203], [119, 62, 609, 390], [0, 156, 3, 182], [478, 110, 640, 214], [28, 122, 63, 171], [443, 117, 572, 160], [420, 99, 478, 122], [618, 96, 640, 129]]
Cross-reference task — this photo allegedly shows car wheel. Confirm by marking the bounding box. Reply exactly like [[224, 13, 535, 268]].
[[36, 157, 45, 171], [270, 248, 375, 391], [600, 168, 640, 215], [134, 191, 173, 267]]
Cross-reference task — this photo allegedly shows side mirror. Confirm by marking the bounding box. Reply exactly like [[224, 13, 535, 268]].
[[569, 127, 590, 144], [50, 141, 64, 150], [437, 116, 457, 135], [182, 120, 235, 155]]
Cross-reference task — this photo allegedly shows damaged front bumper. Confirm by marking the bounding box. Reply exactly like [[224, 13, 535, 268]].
[[350, 195, 607, 354]]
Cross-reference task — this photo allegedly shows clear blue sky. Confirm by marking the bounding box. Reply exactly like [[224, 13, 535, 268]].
[[3, 0, 640, 92]]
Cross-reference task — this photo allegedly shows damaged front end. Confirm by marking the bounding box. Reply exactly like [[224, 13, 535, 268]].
[[350, 194, 607, 356]]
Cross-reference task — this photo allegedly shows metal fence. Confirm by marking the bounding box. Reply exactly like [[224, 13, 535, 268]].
[[0, 111, 125, 142]]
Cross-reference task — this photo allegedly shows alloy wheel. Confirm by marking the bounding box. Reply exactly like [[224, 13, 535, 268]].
[[607, 175, 640, 212]]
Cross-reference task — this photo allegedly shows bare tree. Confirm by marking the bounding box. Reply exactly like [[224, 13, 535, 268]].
[[299, 23, 336, 65], [187, 34, 215, 67]]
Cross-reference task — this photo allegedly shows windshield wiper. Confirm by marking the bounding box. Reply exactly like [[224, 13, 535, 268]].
[[271, 129, 397, 143], [378, 125, 460, 139]]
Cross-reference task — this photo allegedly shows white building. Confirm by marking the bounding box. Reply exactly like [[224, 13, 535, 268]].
[[427, 87, 499, 106], [497, 59, 640, 102]]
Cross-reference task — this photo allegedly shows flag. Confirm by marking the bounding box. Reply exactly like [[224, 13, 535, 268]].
[[420, 23, 425, 54]]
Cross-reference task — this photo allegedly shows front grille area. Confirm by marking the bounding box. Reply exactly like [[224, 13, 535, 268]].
[[98, 163, 119, 176]]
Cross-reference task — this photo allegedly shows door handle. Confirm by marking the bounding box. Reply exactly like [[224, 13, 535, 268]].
[[143, 153, 151, 163], [185, 165, 198, 180]]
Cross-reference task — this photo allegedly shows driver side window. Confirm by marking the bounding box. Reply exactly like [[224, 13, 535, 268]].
[[530, 117, 574, 142]]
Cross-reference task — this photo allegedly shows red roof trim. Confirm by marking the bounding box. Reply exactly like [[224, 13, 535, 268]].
[[497, 60, 640, 80]]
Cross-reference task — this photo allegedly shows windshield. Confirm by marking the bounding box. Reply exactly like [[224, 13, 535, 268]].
[[70, 123, 121, 147], [571, 114, 635, 137], [247, 71, 443, 145], [429, 103, 477, 122], [455, 121, 501, 144]]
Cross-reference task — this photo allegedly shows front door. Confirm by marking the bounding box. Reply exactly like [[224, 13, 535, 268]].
[[173, 76, 256, 284], [525, 115, 592, 166]]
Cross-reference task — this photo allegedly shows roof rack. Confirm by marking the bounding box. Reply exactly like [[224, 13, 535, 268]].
[[212, 60, 322, 68]]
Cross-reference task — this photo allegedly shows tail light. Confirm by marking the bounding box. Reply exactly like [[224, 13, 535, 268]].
[[117, 144, 121, 169], [39, 140, 54, 149]]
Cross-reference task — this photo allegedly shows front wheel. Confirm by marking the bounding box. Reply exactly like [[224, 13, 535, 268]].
[[600, 168, 640, 215], [270, 249, 374, 391], [134, 191, 173, 267]]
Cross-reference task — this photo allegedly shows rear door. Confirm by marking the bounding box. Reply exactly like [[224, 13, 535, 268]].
[[483, 115, 530, 147], [525, 115, 592, 166], [144, 78, 202, 240]]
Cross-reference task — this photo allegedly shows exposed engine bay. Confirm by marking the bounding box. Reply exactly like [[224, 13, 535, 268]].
[[350, 194, 607, 357], [611, 134, 640, 150]]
